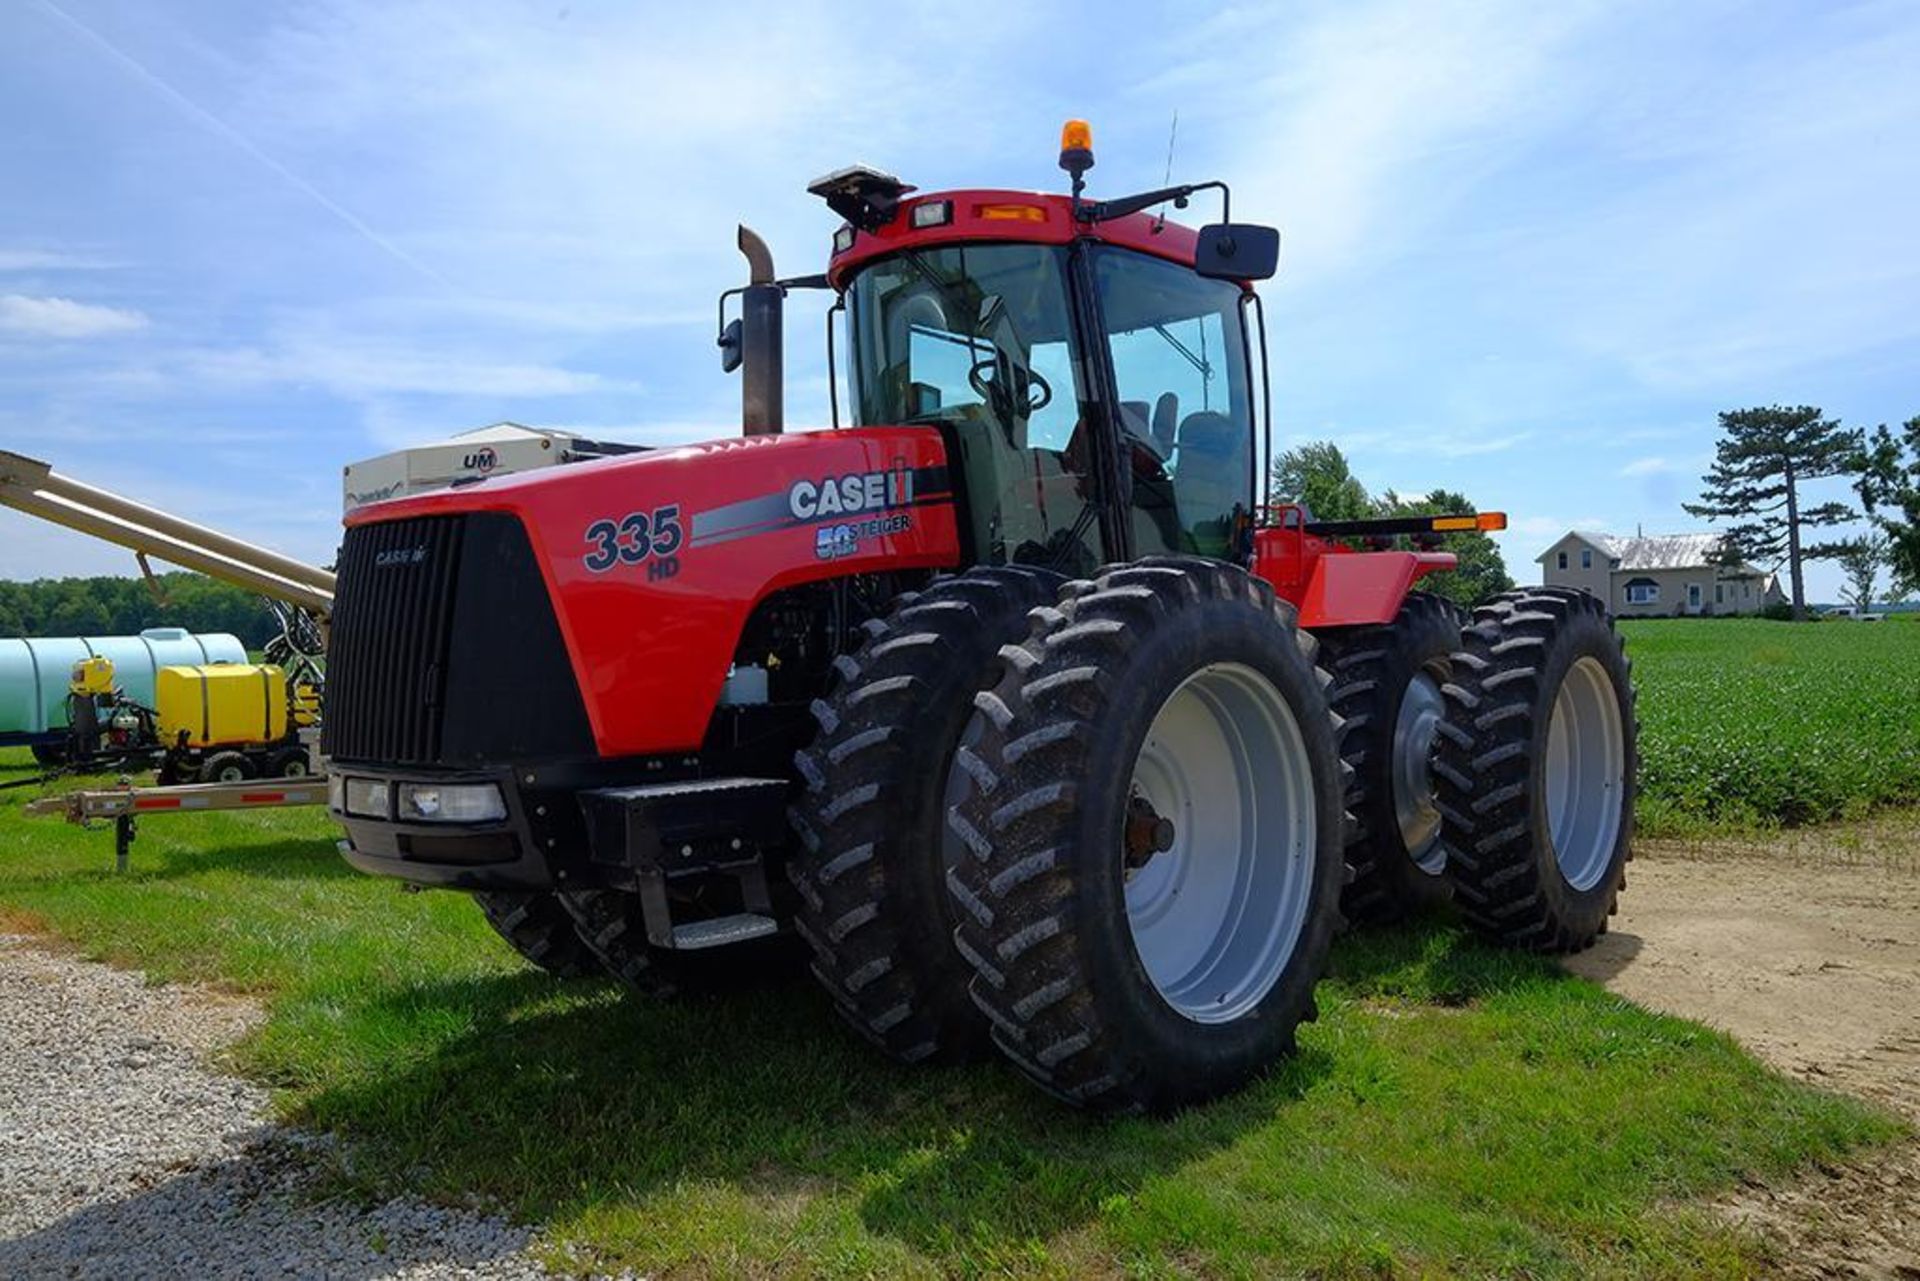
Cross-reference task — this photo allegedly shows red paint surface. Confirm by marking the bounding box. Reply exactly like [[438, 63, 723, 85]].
[[1251, 507, 1454, 627], [348, 428, 962, 757], [826, 190, 1201, 288]]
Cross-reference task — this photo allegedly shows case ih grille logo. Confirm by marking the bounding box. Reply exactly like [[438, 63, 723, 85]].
[[787, 464, 914, 520], [374, 546, 429, 568]]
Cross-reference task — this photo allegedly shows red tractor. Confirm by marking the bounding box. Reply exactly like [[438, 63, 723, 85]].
[[324, 124, 1636, 1112]]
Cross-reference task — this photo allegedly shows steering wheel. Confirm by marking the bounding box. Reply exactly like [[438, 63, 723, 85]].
[[970, 357, 1052, 414]]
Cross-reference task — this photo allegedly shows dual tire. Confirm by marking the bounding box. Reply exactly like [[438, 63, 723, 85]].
[[945, 558, 1348, 1112], [1435, 588, 1636, 952], [1318, 592, 1465, 923]]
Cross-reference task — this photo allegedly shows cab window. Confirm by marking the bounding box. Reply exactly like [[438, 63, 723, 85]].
[[849, 244, 1102, 573], [1092, 247, 1253, 558]]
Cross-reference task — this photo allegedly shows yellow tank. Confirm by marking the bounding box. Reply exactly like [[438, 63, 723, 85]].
[[291, 682, 322, 729], [69, 655, 115, 697], [156, 664, 288, 749]]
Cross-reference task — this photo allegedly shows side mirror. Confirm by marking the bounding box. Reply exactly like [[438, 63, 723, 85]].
[[718, 316, 743, 373], [1194, 223, 1280, 281]]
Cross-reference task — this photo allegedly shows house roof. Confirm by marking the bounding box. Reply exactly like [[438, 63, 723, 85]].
[[1537, 530, 1763, 574]]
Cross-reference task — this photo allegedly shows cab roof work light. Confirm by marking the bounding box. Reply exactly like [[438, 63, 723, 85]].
[[1060, 118, 1094, 201]]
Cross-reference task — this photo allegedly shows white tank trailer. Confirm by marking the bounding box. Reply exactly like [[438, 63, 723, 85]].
[[0, 628, 247, 746]]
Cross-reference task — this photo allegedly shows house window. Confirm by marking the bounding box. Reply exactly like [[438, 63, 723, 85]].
[[1715, 583, 1724, 604], [1744, 583, 1751, 599], [1557, 551, 1568, 570], [1624, 578, 1659, 605], [1581, 548, 1593, 569]]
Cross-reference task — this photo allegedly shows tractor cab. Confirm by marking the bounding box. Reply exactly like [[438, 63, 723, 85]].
[[840, 228, 1255, 574], [733, 123, 1282, 577]]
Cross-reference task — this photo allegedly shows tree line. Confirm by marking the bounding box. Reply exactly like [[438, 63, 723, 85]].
[[0, 573, 279, 647], [1687, 406, 1920, 618], [1267, 441, 1515, 608]]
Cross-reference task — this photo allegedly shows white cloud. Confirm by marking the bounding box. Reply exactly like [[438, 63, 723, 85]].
[[0, 294, 148, 339], [181, 342, 610, 399], [0, 250, 118, 271], [1619, 456, 1675, 477], [1340, 427, 1534, 457], [1176, 1, 1611, 283]]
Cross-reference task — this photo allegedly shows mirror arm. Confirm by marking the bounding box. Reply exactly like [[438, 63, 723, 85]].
[[1085, 180, 1229, 224]]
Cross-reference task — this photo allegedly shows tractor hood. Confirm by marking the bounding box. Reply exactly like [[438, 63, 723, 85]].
[[336, 427, 960, 759]]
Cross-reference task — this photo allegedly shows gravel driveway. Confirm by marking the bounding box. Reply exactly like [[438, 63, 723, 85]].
[[0, 934, 549, 1279]]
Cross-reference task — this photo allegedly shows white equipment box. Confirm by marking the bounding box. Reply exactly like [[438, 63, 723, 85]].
[[342, 422, 642, 513]]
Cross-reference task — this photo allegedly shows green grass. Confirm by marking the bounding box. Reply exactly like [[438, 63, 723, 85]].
[[0, 749, 1899, 1278], [1620, 618, 1920, 833]]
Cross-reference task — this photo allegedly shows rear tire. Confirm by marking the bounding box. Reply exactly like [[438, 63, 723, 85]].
[[1317, 591, 1465, 923], [472, 890, 605, 979], [30, 743, 67, 768], [1435, 588, 1636, 953], [200, 751, 254, 784], [789, 566, 1063, 1063], [947, 557, 1347, 1113]]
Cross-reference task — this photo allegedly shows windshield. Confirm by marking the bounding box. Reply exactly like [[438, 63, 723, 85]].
[[848, 245, 1101, 571]]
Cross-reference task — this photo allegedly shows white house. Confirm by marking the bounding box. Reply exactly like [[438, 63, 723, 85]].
[[1536, 531, 1786, 617]]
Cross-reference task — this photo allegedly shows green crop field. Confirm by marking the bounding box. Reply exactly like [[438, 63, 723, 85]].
[[1620, 618, 1920, 833], [0, 741, 1903, 1279]]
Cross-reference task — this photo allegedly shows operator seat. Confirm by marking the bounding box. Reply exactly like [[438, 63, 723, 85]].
[[1151, 393, 1180, 459], [1172, 410, 1250, 556]]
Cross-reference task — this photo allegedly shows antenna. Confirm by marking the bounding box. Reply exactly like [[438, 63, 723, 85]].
[[1153, 110, 1180, 231]]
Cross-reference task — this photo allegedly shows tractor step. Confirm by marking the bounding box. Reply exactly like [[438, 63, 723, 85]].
[[672, 913, 779, 950], [578, 776, 788, 872], [577, 777, 788, 949]]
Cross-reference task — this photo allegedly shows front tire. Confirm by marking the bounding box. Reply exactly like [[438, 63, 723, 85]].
[[472, 890, 606, 979], [1435, 588, 1636, 952], [790, 566, 1064, 1063], [947, 557, 1347, 1113]]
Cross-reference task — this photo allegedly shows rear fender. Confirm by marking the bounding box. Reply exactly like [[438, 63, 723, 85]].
[[1297, 550, 1455, 628], [1251, 524, 1455, 628]]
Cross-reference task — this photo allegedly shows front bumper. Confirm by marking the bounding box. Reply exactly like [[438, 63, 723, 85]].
[[328, 759, 671, 891]]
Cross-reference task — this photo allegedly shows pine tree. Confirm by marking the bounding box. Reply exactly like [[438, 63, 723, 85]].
[[1859, 416, 1920, 598], [1683, 405, 1862, 620]]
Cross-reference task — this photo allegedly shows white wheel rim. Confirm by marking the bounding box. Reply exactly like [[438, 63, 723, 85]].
[[1392, 670, 1446, 874], [217, 765, 243, 783], [1124, 663, 1315, 1024], [1544, 656, 1626, 891]]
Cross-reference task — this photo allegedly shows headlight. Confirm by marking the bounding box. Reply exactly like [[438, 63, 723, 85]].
[[398, 782, 507, 823], [343, 777, 392, 818]]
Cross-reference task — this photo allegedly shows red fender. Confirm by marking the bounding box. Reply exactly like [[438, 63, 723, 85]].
[[1251, 519, 1455, 628]]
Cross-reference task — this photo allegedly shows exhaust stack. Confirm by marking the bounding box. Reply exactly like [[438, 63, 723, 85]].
[[736, 225, 783, 436]]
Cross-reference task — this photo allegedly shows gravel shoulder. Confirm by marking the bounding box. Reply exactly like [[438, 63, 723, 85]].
[[1565, 813, 1920, 1280], [0, 933, 547, 1280]]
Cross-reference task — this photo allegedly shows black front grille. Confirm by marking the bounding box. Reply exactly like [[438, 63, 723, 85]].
[[325, 512, 596, 767], [325, 516, 465, 764]]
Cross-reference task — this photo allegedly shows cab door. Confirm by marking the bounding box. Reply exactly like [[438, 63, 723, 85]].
[[1088, 246, 1257, 560]]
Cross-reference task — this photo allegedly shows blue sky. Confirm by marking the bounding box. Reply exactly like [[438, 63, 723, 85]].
[[2, 0, 1915, 601]]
